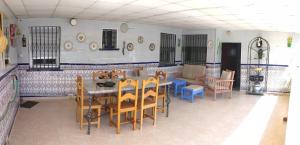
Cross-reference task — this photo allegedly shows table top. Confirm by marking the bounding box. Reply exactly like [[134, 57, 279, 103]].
[[84, 76, 173, 95]]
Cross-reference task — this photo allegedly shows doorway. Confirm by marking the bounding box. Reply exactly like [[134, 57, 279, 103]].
[[221, 43, 241, 90]]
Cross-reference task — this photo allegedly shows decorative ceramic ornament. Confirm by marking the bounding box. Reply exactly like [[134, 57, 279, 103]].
[[64, 41, 73, 51], [89, 41, 98, 51], [70, 18, 77, 26], [207, 40, 213, 49], [127, 43, 134, 51], [76, 32, 86, 43], [149, 43, 155, 51], [138, 36, 144, 44], [120, 23, 128, 33], [287, 36, 293, 48]]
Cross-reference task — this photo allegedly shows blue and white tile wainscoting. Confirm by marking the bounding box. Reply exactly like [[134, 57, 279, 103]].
[[0, 65, 19, 145], [18, 62, 290, 97], [208, 63, 291, 92], [18, 62, 183, 97]]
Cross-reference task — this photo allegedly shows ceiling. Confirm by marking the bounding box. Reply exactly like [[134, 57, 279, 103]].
[[4, 0, 300, 32]]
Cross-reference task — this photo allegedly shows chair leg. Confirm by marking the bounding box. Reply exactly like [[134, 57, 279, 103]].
[[174, 85, 177, 97], [109, 107, 113, 127], [124, 112, 128, 121], [133, 110, 137, 130], [214, 91, 216, 101], [153, 107, 157, 126], [230, 91, 232, 99], [162, 96, 165, 113], [117, 112, 121, 134], [76, 105, 80, 122], [80, 108, 83, 129], [97, 108, 101, 128], [140, 109, 144, 130]]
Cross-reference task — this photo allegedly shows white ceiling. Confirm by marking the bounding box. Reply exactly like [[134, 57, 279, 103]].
[[4, 0, 300, 32]]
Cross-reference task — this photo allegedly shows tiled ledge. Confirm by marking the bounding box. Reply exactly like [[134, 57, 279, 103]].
[[0, 65, 18, 81]]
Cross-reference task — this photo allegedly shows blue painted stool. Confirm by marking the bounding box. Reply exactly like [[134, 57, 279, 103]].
[[181, 85, 205, 102], [173, 79, 187, 97]]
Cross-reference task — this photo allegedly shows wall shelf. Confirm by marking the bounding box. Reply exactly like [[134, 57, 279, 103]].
[[99, 48, 120, 51]]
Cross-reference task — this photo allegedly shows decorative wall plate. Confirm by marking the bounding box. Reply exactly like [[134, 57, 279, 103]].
[[76, 32, 86, 43], [89, 41, 98, 51], [127, 43, 134, 51], [64, 41, 73, 51], [149, 43, 155, 51], [138, 36, 144, 44], [120, 23, 129, 33], [70, 18, 77, 26]]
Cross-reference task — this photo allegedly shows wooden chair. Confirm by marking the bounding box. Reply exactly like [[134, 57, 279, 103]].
[[76, 76, 101, 129], [206, 70, 235, 100], [109, 79, 138, 134], [138, 77, 159, 130], [132, 67, 143, 76], [111, 69, 126, 80], [92, 71, 111, 111], [155, 71, 167, 113], [92, 70, 110, 80]]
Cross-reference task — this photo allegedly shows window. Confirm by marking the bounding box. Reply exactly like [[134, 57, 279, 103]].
[[159, 33, 176, 66], [182, 34, 207, 65], [102, 29, 117, 49], [29, 26, 61, 71]]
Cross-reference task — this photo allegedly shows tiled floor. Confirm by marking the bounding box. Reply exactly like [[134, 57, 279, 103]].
[[9, 91, 288, 145]]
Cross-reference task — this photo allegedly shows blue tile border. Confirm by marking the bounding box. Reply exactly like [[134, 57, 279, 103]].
[[17, 62, 289, 70]]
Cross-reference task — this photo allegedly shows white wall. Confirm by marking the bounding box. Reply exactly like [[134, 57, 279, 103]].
[[216, 29, 300, 65], [18, 18, 183, 64]]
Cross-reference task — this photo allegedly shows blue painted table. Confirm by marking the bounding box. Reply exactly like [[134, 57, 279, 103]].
[[173, 79, 187, 97], [181, 85, 205, 102]]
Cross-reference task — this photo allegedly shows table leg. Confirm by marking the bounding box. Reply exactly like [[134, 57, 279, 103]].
[[166, 85, 171, 117], [85, 95, 92, 135]]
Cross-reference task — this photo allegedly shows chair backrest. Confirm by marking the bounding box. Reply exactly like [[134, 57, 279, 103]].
[[155, 71, 167, 94], [155, 71, 167, 82], [76, 76, 84, 106], [117, 79, 138, 110], [132, 67, 143, 76], [220, 70, 235, 89], [182, 64, 206, 79], [92, 71, 110, 80], [141, 77, 159, 106], [111, 69, 126, 80]]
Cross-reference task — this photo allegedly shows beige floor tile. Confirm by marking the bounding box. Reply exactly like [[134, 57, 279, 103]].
[[8, 91, 288, 145]]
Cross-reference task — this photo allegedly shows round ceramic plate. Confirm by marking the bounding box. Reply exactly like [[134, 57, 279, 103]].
[[120, 23, 128, 33], [127, 43, 134, 51], [76, 32, 86, 43], [89, 41, 98, 51], [64, 41, 73, 51], [149, 43, 155, 51], [138, 36, 144, 44]]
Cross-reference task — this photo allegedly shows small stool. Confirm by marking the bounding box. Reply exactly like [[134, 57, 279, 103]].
[[173, 79, 187, 97], [181, 85, 205, 102]]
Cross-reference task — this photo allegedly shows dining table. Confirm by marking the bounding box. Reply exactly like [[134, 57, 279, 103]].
[[84, 76, 173, 135]]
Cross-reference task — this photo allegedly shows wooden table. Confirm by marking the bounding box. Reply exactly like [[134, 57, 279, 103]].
[[84, 77, 173, 135]]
